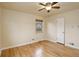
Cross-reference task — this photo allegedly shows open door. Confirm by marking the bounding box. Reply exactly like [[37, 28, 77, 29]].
[[57, 17, 65, 44]]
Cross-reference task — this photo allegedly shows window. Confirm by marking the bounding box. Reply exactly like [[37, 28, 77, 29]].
[[36, 19, 43, 32]]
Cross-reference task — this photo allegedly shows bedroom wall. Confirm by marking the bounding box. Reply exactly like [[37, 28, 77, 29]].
[[2, 8, 46, 49], [47, 9, 79, 49]]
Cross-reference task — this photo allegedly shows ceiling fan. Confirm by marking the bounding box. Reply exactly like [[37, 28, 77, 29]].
[[38, 2, 60, 12]]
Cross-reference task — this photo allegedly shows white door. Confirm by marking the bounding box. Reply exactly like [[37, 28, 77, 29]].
[[57, 18, 65, 44]]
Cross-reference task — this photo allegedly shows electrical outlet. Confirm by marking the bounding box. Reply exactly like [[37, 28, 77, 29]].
[[69, 43, 74, 46]]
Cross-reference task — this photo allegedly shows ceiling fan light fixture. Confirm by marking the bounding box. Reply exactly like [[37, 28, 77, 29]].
[[38, 2, 60, 12], [45, 6, 51, 10]]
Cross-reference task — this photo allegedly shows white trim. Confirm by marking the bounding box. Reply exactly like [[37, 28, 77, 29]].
[[47, 39, 57, 43], [48, 39, 79, 49], [65, 43, 79, 49], [1, 39, 45, 50], [1, 39, 79, 52]]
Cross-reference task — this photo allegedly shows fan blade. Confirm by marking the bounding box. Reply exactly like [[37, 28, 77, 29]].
[[38, 8, 45, 11], [51, 2, 58, 5], [39, 3, 46, 6], [52, 6, 60, 9]]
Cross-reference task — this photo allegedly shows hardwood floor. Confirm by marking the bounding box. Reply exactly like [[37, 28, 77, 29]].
[[1, 40, 79, 57]]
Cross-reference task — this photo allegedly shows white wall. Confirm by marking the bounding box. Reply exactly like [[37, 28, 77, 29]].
[[2, 9, 45, 49], [2, 7, 79, 50], [47, 9, 79, 49]]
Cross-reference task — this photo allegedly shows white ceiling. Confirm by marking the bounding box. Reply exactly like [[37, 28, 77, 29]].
[[0, 2, 79, 17]]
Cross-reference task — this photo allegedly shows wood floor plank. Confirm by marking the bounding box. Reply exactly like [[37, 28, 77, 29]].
[[1, 40, 79, 57]]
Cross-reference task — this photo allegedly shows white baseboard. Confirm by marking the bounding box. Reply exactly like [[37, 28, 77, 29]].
[[1, 39, 79, 52], [47, 39, 57, 43], [1, 39, 46, 51], [65, 43, 79, 49], [48, 39, 79, 49]]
